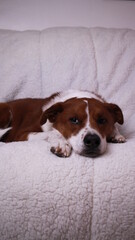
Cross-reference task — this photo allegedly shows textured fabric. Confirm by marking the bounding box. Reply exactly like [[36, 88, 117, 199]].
[[0, 27, 135, 240], [0, 141, 93, 240]]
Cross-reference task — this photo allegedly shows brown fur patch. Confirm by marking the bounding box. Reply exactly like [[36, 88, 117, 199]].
[[87, 99, 123, 139], [52, 98, 88, 139], [0, 93, 59, 142]]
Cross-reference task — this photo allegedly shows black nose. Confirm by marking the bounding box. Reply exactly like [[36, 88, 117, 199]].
[[83, 134, 101, 148]]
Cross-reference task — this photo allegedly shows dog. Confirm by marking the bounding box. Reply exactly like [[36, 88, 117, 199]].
[[0, 90, 125, 158]]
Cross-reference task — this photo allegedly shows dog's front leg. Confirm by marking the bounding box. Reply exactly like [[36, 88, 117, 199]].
[[108, 124, 126, 143], [28, 121, 72, 158]]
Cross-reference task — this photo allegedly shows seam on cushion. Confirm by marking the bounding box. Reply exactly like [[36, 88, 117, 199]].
[[39, 31, 43, 97], [89, 159, 95, 240], [88, 28, 99, 94]]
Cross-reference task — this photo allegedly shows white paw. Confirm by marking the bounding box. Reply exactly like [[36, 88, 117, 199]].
[[50, 140, 72, 158], [110, 134, 126, 143]]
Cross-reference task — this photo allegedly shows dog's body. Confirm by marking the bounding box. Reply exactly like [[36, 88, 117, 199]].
[[0, 90, 125, 157]]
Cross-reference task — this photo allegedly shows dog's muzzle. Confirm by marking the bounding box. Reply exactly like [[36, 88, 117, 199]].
[[81, 133, 101, 157]]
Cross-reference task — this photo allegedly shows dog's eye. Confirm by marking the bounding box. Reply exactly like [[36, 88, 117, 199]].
[[97, 117, 107, 125], [69, 117, 79, 125]]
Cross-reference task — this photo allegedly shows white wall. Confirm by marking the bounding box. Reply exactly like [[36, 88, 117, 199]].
[[0, 0, 135, 30], [91, 0, 135, 30]]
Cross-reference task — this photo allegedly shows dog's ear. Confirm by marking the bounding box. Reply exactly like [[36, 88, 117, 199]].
[[40, 102, 64, 125], [106, 103, 124, 125], [0, 103, 12, 128]]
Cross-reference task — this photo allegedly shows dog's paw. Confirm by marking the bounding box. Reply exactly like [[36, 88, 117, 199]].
[[110, 134, 126, 143], [50, 141, 72, 158]]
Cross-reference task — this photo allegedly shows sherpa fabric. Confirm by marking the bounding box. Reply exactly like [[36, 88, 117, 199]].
[[0, 27, 135, 240]]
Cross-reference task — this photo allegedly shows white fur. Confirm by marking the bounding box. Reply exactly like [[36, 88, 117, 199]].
[[41, 119, 53, 132], [43, 89, 102, 112], [28, 119, 71, 157], [28, 123, 72, 157], [28, 120, 53, 141], [0, 127, 11, 139]]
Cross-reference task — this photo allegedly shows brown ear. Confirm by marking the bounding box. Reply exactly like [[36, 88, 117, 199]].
[[40, 102, 64, 125], [106, 103, 124, 125], [0, 103, 12, 128]]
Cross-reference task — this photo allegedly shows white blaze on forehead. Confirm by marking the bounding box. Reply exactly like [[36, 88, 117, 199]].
[[84, 100, 90, 128], [80, 99, 99, 138]]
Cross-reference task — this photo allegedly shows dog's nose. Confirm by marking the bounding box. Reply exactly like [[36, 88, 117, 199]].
[[83, 134, 101, 148]]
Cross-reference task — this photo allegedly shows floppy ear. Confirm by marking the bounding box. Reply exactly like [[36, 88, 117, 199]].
[[106, 103, 124, 125], [0, 103, 12, 128], [40, 102, 64, 125]]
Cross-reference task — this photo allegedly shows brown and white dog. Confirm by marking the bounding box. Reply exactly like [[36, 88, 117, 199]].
[[0, 90, 125, 158]]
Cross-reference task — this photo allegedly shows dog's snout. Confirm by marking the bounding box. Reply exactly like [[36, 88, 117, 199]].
[[83, 134, 101, 148]]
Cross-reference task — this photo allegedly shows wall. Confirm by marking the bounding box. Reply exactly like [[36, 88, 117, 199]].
[[91, 0, 135, 30], [0, 0, 135, 30]]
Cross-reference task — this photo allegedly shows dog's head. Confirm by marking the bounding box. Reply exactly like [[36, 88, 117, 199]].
[[41, 97, 124, 157]]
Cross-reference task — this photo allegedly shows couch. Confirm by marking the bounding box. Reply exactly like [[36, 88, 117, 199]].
[[0, 27, 135, 240]]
